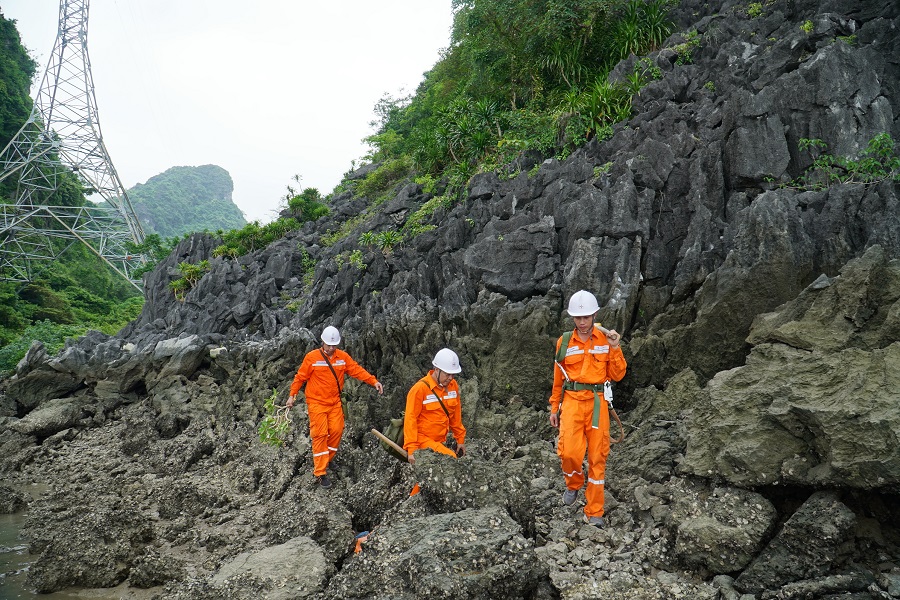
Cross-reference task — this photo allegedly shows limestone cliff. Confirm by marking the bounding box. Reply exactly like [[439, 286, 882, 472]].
[[2, 0, 899, 598]]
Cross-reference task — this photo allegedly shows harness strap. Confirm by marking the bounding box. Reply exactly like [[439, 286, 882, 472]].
[[421, 377, 451, 418]]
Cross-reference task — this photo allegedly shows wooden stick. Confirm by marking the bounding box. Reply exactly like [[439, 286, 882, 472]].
[[371, 428, 409, 461]]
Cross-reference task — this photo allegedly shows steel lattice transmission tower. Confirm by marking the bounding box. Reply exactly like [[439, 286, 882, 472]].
[[0, 0, 146, 289]]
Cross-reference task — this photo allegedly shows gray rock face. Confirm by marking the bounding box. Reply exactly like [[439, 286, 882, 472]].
[[7, 397, 83, 439], [23, 490, 154, 593], [326, 506, 543, 600], [0, 484, 28, 513], [2, 0, 900, 599], [735, 491, 858, 593], [681, 247, 900, 490], [211, 536, 332, 599], [673, 487, 777, 573]]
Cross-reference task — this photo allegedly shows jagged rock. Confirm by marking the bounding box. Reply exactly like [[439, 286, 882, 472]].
[[325, 505, 544, 599], [148, 334, 207, 385], [23, 491, 154, 593], [672, 487, 777, 573], [735, 491, 858, 593], [680, 246, 900, 490], [6, 397, 83, 439], [210, 536, 333, 598], [128, 547, 185, 588], [15, 339, 48, 377], [6, 367, 83, 411], [0, 484, 28, 513]]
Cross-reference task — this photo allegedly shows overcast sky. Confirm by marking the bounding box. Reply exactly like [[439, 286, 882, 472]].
[[3, 1, 454, 224]]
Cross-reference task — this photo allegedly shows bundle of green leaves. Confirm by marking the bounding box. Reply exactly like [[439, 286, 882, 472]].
[[258, 389, 292, 447]]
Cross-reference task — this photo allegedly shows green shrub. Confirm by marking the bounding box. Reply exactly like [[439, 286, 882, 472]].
[[170, 260, 209, 301], [287, 188, 329, 222], [258, 389, 292, 447], [213, 218, 302, 258], [356, 157, 414, 203], [787, 133, 900, 190], [0, 320, 86, 374]]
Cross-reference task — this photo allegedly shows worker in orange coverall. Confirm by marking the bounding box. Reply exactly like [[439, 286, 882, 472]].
[[287, 326, 383, 488], [403, 348, 466, 465], [549, 290, 626, 527]]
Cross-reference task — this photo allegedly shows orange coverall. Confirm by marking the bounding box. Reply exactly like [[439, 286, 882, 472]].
[[290, 348, 377, 477], [550, 325, 627, 519], [403, 371, 466, 459]]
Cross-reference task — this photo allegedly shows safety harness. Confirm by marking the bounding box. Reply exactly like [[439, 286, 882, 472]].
[[555, 328, 625, 443]]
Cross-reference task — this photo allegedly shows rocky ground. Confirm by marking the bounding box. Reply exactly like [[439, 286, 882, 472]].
[[2, 245, 899, 599], [2, 0, 900, 597]]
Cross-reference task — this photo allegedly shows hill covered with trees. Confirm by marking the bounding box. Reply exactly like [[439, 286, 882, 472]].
[[128, 164, 246, 239]]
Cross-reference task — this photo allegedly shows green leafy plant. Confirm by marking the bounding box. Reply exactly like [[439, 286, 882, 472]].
[[638, 57, 662, 81], [0, 319, 85, 374], [356, 156, 414, 204], [321, 213, 369, 247], [747, 2, 763, 18], [593, 162, 613, 178], [800, 20, 814, 33], [287, 187, 329, 222], [673, 30, 701, 65], [787, 133, 900, 190], [704, 80, 716, 92], [299, 248, 316, 289], [403, 195, 451, 239], [258, 389, 292, 447], [213, 218, 302, 258], [124, 233, 179, 279], [349, 249, 366, 271], [169, 260, 209, 301], [375, 230, 403, 254]]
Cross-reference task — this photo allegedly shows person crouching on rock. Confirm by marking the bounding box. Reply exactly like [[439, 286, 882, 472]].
[[403, 348, 466, 466], [549, 290, 626, 527], [287, 326, 383, 488]]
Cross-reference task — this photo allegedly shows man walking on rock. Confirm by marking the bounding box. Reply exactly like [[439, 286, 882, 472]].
[[403, 348, 466, 464], [287, 326, 383, 488], [549, 290, 626, 527]]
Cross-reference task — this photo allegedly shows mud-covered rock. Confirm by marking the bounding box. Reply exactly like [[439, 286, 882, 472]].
[[735, 491, 858, 593], [325, 505, 544, 599]]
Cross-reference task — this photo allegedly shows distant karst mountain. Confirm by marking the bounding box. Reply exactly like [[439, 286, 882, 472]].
[[127, 164, 246, 238]]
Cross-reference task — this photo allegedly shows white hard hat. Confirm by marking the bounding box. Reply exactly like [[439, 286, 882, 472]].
[[567, 290, 600, 316], [432, 348, 462, 374], [321, 326, 341, 345]]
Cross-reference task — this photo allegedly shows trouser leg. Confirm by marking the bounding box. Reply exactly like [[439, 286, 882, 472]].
[[307, 402, 330, 477], [584, 403, 610, 517], [325, 402, 345, 467], [558, 400, 588, 491]]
